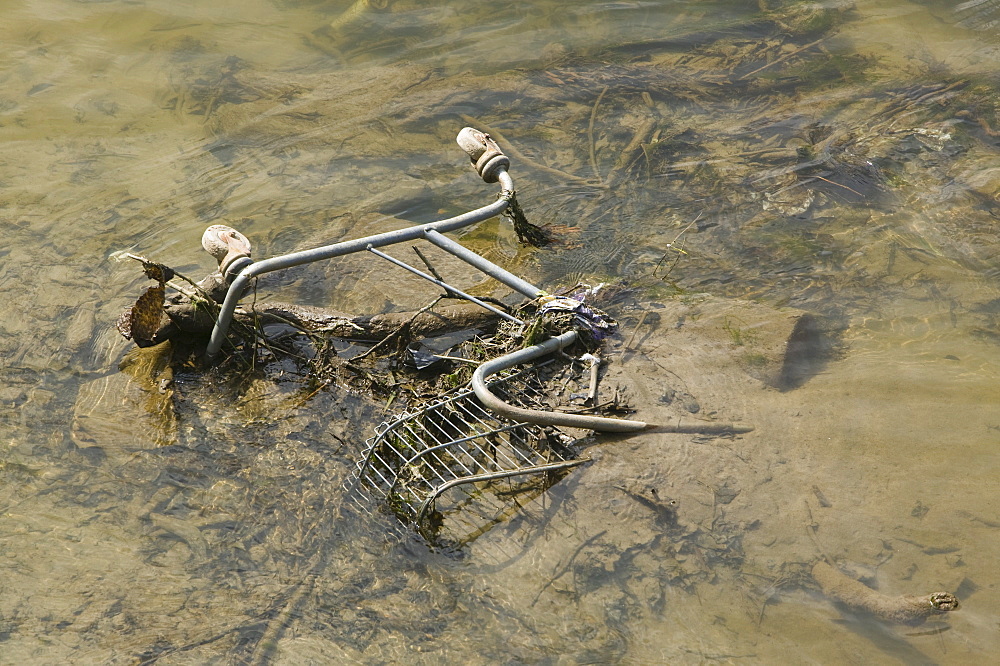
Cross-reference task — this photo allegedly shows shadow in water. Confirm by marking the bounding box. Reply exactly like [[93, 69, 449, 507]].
[[778, 313, 843, 391]]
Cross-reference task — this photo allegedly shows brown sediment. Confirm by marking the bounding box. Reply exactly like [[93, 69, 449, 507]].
[[811, 561, 960, 626]]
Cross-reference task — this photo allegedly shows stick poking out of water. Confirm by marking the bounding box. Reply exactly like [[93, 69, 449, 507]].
[[811, 561, 960, 626]]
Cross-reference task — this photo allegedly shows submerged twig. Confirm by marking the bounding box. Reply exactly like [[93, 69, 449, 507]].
[[605, 94, 658, 188], [624, 310, 650, 351], [738, 36, 827, 80], [588, 86, 609, 183], [124, 252, 213, 301], [809, 174, 864, 198], [651, 215, 698, 279], [412, 245, 445, 283], [353, 295, 444, 361]]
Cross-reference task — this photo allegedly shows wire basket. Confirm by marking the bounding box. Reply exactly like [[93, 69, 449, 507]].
[[345, 362, 587, 542]]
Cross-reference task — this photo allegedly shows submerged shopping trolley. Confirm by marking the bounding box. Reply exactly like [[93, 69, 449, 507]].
[[203, 128, 747, 540]]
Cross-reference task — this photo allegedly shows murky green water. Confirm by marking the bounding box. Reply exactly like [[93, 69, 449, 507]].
[[2, 0, 999, 662]]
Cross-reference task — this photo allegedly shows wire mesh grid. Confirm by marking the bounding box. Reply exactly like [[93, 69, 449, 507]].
[[344, 362, 587, 539]]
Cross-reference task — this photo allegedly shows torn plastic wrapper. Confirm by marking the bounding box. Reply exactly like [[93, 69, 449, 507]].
[[537, 293, 617, 341]]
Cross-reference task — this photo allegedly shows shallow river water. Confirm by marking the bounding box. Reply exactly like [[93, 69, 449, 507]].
[[2, 0, 999, 663]]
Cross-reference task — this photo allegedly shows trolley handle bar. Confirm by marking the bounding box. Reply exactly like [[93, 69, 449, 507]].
[[205, 127, 521, 360]]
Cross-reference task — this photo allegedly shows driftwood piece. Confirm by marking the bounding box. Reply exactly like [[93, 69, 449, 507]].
[[160, 299, 502, 343], [811, 561, 960, 626], [261, 302, 502, 339]]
